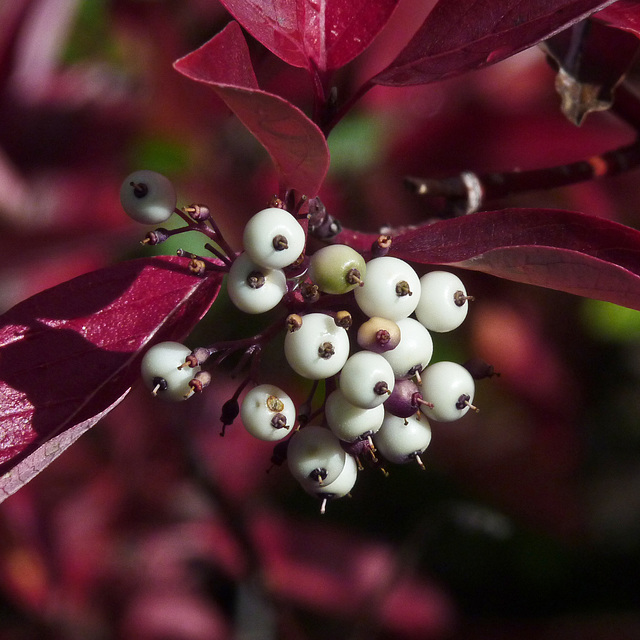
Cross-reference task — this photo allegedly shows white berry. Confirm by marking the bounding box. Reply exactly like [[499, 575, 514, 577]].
[[287, 425, 347, 487], [419, 361, 476, 422], [243, 207, 306, 269], [338, 351, 395, 409], [227, 252, 287, 314], [240, 384, 296, 441], [303, 453, 358, 502], [140, 341, 200, 401], [354, 256, 421, 321], [381, 317, 433, 379], [284, 313, 350, 379], [373, 412, 432, 464], [415, 270, 471, 332], [324, 389, 385, 442], [120, 170, 177, 224]]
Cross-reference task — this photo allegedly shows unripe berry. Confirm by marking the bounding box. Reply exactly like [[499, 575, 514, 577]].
[[227, 252, 287, 314], [373, 412, 432, 465], [356, 316, 401, 353], [419, 361, 477, 422], [140, 341, 200, 401], [339, 351, 395, 409], [354, 256, 421, 321], [324, 389, 385, 442], [284, 313, 350, 379], [243, 207, 306, 269], [308, 244, 366, 295], [381, 317, 433, 379], [240, 384, 296, 441], [120, 170, 176, 224], [415, 270, 472, 332]]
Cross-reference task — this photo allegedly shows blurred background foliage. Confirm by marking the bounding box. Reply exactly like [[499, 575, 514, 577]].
[[0, 0, 639, 638]]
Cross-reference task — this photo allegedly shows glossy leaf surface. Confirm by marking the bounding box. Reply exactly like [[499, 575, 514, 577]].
[[390, 208, 640, 310], [174, 22, 329, 197], [595, 0, 640, 36], [0, 255, 223, 480], [219, 0, 399, 71], [373, 0, 617, 86]]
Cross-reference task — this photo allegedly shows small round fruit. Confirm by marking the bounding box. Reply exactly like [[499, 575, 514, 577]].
[[356, 316, 401, 353], [240, 384, 296, 441], [303, 453, 358, 500], [140, 341, 200, 401], [325, 389, 385, 442], [415, 270, 471, 332], [227, 252, 287, 314], [308, 244, 366, 295], [419, 361, 476, 422], [339, 351, 395, 409], [243, 207, 306, 269], [287, 425, 347, 486], [354, 256, 421, 321], [373, 412, 432, 464], [384, 378, 423, 419], [120, 170, 177, 224], [381, 317, 433, 379], [284, 313, 350, 379]]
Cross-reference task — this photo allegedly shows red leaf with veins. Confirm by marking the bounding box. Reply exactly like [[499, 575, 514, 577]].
[[219, 0, 400, 72], [0, 255, 223, 486], [174, 22, 329, 197], [373, 0, 617, 86], [390, 209, 640, 310]]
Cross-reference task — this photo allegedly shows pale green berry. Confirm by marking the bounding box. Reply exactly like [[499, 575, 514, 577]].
[[308, 244, 366, 295]]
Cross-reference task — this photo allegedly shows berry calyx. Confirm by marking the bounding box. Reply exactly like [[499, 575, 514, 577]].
[[140, 341, 201, 401]]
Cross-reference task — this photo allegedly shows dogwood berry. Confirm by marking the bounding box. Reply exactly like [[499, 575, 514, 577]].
[[304, 453, 358, 513], [373, 412, 432, 465], [287, 425, 348, 486], [284, 313, 350, 379], [415, 270, 473, 332], [381, 317, 433, 379], [308, 244, 366, 294], [324, 389, 385, 442], [356, 316, 401, 353], [120, 170, 177, 224], [339, 351, 395, 409], [354, 256, 421, 321], [226, 252, 287, 314], [140, 341, 200, 401], [240, 384, 296, 441], [419, 361, 477, 422], [243, 207, 306, 269]]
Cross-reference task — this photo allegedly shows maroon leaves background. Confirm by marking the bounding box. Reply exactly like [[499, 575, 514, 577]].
[[174, 21, 330, 197], [0, 256, 222, 490], [390, 209, 640, 310], [218, 0, 400, 72], [373, 0, 618, 86]]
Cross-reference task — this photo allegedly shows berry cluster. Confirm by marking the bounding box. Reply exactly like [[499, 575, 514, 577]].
[[122, 170, 489, 513]]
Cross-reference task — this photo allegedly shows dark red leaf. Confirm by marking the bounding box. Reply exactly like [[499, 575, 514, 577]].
[[174, 22, 329, 197], [218, 0, 400, 72], [0, 390, 129, 503], [595, 0, 640, 37], [389, 208, 640, 310], [0, 255, 223, 485], [373, 0, 617, 86]]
